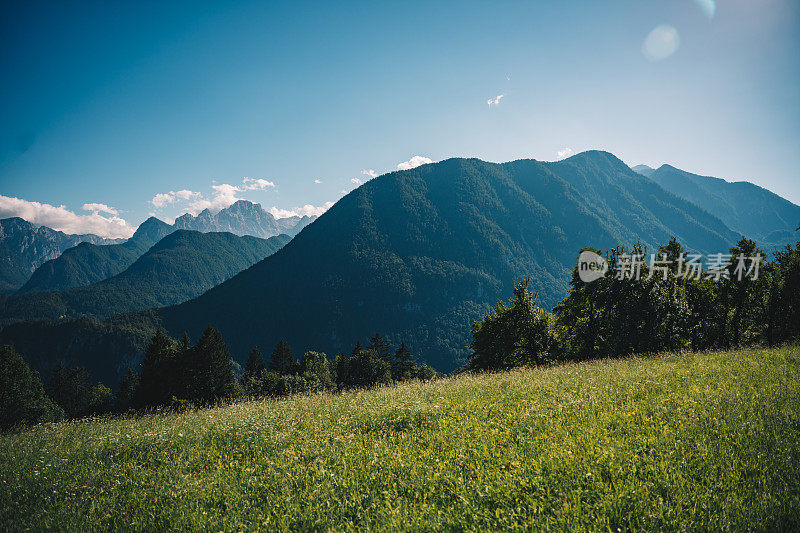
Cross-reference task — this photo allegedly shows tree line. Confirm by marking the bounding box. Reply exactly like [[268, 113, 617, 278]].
[[468, 237, 800, 371], [1, 327, 436, 430]]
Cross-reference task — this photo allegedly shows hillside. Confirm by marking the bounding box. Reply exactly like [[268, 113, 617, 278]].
[[154, 151, 738, 372], [641, 164, 800, 246], [0, 231, 289, 326], [1, 346, 797, 530], [0, 218, 118, 293], [17, 217, 175, 294]]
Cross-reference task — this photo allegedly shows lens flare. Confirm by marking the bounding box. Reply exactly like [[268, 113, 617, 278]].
[[642, 25, 680, 62], [693, 0, 716, 19]]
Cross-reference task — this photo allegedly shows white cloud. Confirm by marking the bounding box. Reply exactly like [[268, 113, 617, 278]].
[[314, 179, 322, 184], [351, 178, 362, 185], [0, 194, 135, 238], [556, 147, 574, 160], [642, 25, 680, 62], [150, 177, 277, 216], [242, 177, 275, 190], [82, 203, 118, 216], [397, 156, 433, 171], [487, 94, 505, 107], [269, 201, 334, 219], [361, 169, 378, 179]]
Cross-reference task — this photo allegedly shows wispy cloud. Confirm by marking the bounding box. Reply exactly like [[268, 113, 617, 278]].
[[361, 169, 378, 179], [150, 177, 275, 216], [397, 156, 433, 171], [350, 178, 362, 185], [268, 202, 334, 219], [556, 147, 574, 160], [0, 195, 135, 238], [487, 94, 505, 107]]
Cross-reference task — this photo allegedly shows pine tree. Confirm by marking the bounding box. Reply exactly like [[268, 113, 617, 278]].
[[190, 325, 236, 402], [244, 347, 265, 381], [136, 328, 175, 407], [116, 368, 140, 411], [269, 339, 295, 375], [0, 345, 63, 429], [368, 333, 392, 363], [392, 342, 416, 381]]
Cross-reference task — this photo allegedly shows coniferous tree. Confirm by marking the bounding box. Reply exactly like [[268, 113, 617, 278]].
[[116, 368, 140, 411], [332, 353, 349, 387], [244, 347, 265, 381], [393, 342, 417, 381], [299, 351, 333, 389], [136, 328, 176, 407], [0, 345, 63, 429], [368, 333, 393, 364], [269, 339, 295, 375], [189, 325, 236, 402], [47, 363, 94, 418]]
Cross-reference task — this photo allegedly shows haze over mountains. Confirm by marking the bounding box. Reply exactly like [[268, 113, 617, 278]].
[[0, 231, 289, 325], [2, 200, 313, 294], [2, 150, 797, 382], [633, 164, 800, 248]]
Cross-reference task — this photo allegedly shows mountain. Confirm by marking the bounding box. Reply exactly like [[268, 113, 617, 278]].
[[637, 164, 800, 247], [17, 217, 175, 294], [631, 164, 655, 177], [174, 200, 315, 238], [1, 151, 756, 380], [0, 231, 290, 326], [0, 218, 120, 293], [148, 151, 738, 371]]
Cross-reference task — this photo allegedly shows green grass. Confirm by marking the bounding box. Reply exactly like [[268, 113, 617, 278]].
[[2, 346, 799, 531]]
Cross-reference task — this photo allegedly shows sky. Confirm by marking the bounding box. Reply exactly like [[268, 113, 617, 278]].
[[0, 0, 798, 238]]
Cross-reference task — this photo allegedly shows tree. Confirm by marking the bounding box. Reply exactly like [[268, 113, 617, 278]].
[[724, 237, 764, 347], [368, 334, 392, 364], [469, 278, 556, 370], [136, 328, 177, 407], [187, 325, 236, 402], [393, 343, 416, 381], [345, 348, 392, 388], [299, 351, 333, 389], [269, 339, 295, 375], [333, 353, 349, 387], [244, 347, 265, 381], [0, 345, 63, 430], [47, 363, 94, 418], [116, 368, 140, 411]]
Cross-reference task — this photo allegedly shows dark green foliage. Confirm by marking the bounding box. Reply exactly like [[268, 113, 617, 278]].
[[298, 351, 333, 389], [469, 278, 556, 371], [392, 343, 416, 381], [47, 363, 111, 418], [0, 345, 63, 430], [116, 368, 139, 411], [269, 339, 295, 375], [368, 334, 392, 364], [243, 347, 265, 382], [1, 231, 290, 324], [345, 348, 392, 388], [186, 326, 237, 402]]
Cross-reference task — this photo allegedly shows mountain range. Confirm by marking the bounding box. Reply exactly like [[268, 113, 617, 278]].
[[7, 200, 313, 294], [2, 150, 797, 383], [0, 218, 122, 293], [0, 230, 289, 325], [174, 200, 315, 239], [633, 164, 800, 248]]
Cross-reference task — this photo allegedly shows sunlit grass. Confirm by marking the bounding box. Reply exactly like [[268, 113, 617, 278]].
[[1, 346, 799, 531]]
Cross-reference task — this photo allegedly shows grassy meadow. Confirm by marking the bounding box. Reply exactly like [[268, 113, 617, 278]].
[[1, 345, 799, 531]]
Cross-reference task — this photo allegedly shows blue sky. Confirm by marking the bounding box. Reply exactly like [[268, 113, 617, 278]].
[[0, 0, 798, 237]]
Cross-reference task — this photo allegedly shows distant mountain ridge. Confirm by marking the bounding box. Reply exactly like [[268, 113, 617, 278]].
[[0, 218, 121, 293], [633, 164, 800, 247], [174, 200, 315, 238], [1, 230, 290, 326], [17, 201, 313, 294], [17, 217, 175, 294]]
